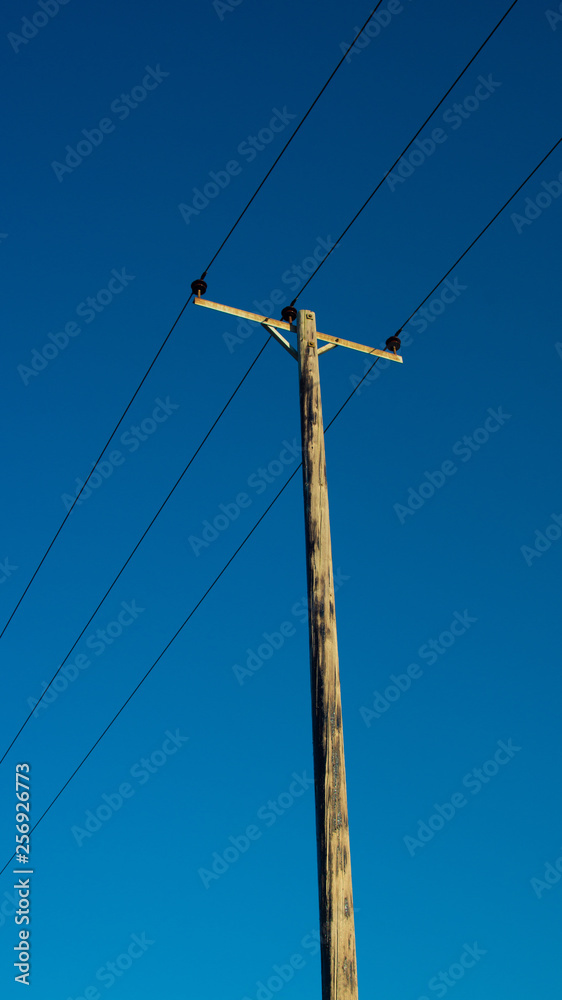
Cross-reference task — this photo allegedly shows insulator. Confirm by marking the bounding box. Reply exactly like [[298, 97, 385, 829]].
[[281, 305, 297, 323], [191, 278, 207, 297], [385, 335, 401, 354]]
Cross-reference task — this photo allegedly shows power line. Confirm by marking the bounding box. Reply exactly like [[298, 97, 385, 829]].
[[201, 2, 386, 276], [1, 3, 387, 643], [6, 11, 553, 873], [0, 360, 381, 874], [0, 293, 194, 641], [292, 0, 520, 305], [2, 129, 560, 878], [322, 131, 562, 409], [397, 133, 562, 330], [0, 338, 270, 767], [0, 462, 301, 879], [2, 130, 560, 874]]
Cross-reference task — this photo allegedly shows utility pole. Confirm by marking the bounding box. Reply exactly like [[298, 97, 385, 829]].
[[192, 281, 403, 999], [297, 307, 357, 997]]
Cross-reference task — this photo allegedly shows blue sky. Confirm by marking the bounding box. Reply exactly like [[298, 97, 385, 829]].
[[1, 0, 562, 997]]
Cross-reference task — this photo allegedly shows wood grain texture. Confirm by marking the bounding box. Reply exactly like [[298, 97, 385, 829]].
[[193, 296, 293, 330], [297, 310, 358, 1000], [316, 330, 403, 361]]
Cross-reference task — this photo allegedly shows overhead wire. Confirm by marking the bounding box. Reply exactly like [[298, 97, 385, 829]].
[[316, 131, 562, 411], [0, 294, 194, 641], [202, 2, 386, 276], [291, 0, 521, 306], [1, 4, 386, 643], [0, 337, 270, 766], [0, 463, 301, 878], [0, 0, 394, 765], [3, 6, 390, 658], [396, 132, 562, 331], [3, 129, 560, 873]]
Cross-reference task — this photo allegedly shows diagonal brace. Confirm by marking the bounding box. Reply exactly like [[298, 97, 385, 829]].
[[261, 323, 298, 359]]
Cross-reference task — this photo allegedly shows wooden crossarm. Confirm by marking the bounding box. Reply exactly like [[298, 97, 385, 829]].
[[194, 297, 403, 362], [316, 331, 403, 362]]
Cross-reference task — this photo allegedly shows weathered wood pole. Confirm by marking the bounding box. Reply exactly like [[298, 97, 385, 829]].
[[297, 308, 358, 1000]]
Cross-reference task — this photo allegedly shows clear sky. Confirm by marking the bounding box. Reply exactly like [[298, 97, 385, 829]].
[[1, 0, 561, 997]]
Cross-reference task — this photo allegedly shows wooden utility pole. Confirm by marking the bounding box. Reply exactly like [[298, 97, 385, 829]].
[[192, 285, 403, 1000], [297, 308, 357, 998]]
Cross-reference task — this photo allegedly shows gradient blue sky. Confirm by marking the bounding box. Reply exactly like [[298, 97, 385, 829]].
[[1, 0, 562, 997]]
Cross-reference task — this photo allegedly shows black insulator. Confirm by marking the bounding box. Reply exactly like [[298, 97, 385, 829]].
[[191, 278, 207, 297], [281, 305, 297, 323], [385, 335, 401, 354]]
